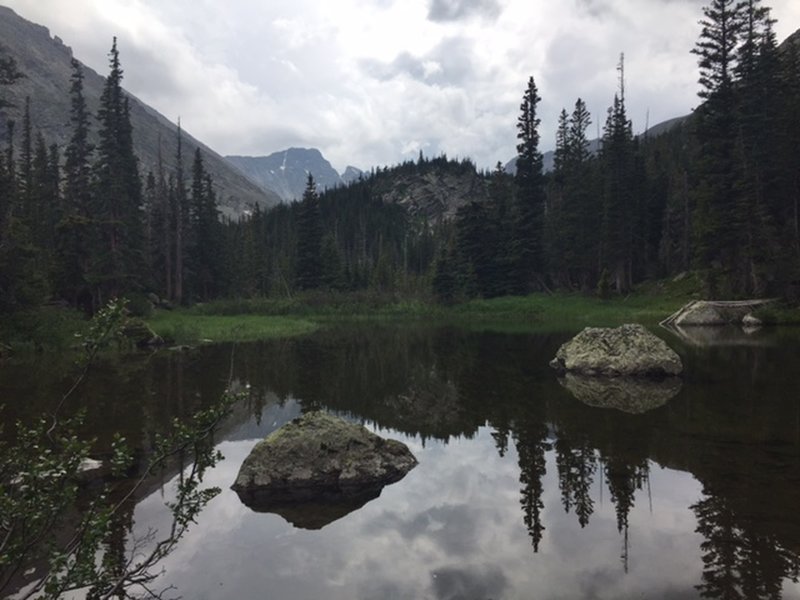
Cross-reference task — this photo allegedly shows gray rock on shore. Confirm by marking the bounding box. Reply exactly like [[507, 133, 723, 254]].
[[550, 324, 683, 377], [232, 411, 417, 514]]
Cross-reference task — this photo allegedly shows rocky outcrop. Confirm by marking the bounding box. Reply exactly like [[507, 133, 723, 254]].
[[375, 168, 489, 221], [661, 299, 776, 327], [559, 373, 682, 414], [550, 324, 683, 377], [232, 412, 417, 523]]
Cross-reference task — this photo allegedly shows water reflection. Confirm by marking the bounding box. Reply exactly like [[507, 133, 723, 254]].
[[2, 324, 800, 598], [558, 373, 682, 413]]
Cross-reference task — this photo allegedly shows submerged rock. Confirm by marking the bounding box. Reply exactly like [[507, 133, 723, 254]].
[[559, 373, 682, 414], [550, 324, 683, 377], [232, 411, 417, 523]]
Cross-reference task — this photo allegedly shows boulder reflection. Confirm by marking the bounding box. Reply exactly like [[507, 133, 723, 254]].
[[558, 373, 682, 413]]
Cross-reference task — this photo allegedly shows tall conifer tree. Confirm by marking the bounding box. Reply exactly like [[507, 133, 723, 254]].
[[91, 38, 143, 305], [691, 0, 747, 295], [513, 76, 546, 292], [59, 59, 94, 309], [295, 174, 323, 290], [600, 56, 639, 293]]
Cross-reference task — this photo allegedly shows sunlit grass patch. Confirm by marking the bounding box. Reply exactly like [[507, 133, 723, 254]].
[[147, 311, 319, 344]]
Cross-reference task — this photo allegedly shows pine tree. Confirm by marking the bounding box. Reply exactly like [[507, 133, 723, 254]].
[[295, 174, 323, 290], [320, 233, 345, 291], [547, 99, 598, 289], [0, 118, 46, 309], [512, 76, 546, 292], [172, 122, 188, 304], [58, 59, 94, 309], [600, 56, 639, 293], [188, 148, 221, 300], [484, 162, 516, 297], [691, 0, 747, 296], [567, 98, 599, 289], [432, 240, 458, 304], [731, 0, 782, 294], [91, 38, 144, 306]]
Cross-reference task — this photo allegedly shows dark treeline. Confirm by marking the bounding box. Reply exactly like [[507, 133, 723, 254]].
[[0, 39, 223, 313], [2, 0, 800, 315], [445, 0, 800, 302]]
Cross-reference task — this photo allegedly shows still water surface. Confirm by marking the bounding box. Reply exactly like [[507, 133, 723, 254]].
[[2, 324, 800, 599]]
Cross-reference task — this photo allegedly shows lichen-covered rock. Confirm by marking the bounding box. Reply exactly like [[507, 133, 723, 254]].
[[550, 324, 683, 377], [560, 373, 682, 414], [232, 412, 417, 508]]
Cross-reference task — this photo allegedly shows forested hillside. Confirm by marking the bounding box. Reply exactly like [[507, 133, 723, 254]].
[[1, 0, 799, 318], [0, 6, 280, 218]]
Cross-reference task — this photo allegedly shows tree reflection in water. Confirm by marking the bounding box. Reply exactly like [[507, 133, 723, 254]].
[[3, 324, 800, 598]]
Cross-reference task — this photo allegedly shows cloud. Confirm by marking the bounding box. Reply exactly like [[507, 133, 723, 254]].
[[361, 36, 477, 87], [427, 0, 502, 22], [431, 565, 509, 600], [4, 0, 800, 173]]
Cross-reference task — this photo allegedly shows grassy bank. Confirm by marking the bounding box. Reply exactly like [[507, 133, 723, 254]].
[[146, 312, 319, 344], [16, 272, 791, 350], [155, 277, 702, 339]]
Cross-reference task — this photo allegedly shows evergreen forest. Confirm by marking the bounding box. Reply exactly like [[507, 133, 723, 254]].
[[1, 0, 800, 319]]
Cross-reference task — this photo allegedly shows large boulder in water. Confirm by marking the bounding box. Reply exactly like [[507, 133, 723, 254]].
[[550, 324, 682, 377], [232, 412, 417, 521]]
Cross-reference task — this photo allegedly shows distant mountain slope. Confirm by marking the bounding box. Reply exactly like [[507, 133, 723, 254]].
[[0, 6, 281, 217], [341, 165, 364, 185], [226, 148, 350, 202]]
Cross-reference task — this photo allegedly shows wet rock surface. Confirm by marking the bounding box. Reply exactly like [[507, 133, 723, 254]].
[[232, 411, 417, 523], [550, 324, 683, 377]]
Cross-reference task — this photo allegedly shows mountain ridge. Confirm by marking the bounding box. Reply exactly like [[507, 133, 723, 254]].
[[0, 6, 281, 217], [226, 147, 362, 202]]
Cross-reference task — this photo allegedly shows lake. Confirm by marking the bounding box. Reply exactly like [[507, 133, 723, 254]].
[[2, 323, 800, 599]]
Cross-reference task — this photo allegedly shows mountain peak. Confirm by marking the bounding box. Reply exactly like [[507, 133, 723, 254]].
[[227, 148, 354, 202]]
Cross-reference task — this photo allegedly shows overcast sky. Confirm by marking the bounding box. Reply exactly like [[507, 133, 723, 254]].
[[6, 0, 800, 172]]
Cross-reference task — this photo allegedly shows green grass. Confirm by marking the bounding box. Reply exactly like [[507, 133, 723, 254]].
[[1, 273, 708, 351], [146, 311, 319, 344], [439, 292, 690, 332], [153, 275, 703, 340]]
